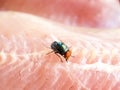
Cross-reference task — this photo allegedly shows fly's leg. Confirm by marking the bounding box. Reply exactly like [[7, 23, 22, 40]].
[[46, 51, 54, 55], [46, 50, 64, 62], [46, 51, 63, 62], [55, 53, 63, 62]]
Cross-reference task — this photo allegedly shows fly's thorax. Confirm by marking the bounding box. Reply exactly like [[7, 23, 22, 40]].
[[57, 41, 69, 55]]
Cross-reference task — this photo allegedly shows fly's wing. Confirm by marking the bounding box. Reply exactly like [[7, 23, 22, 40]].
[[41, 34, 60, 49], [50, 34, 60, 42], [50, 34, 63, 53]]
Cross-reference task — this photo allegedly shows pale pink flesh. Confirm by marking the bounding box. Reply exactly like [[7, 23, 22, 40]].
[[0, 0, 120, 90], [0, 12, 120, 90]]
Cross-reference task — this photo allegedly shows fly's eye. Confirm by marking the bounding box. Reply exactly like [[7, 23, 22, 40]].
[[65, 50, 72, 60]]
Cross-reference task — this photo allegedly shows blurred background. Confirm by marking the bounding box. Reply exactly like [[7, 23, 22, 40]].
[[0, 0, 120, 29]]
